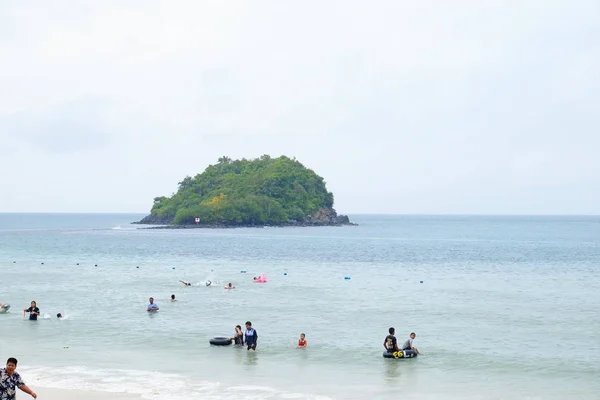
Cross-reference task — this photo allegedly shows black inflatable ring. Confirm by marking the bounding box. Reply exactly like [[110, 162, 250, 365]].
[[209, 337, 232, 346]]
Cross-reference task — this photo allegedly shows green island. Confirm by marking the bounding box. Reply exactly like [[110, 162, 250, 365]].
[[136, 155, 355, 228]]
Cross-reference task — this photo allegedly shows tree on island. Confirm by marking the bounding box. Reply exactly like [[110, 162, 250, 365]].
[[138, 155, 352, 226]]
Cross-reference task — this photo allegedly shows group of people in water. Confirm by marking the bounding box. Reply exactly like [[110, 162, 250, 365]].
[[179, 279, 235, 289], [11, 300, 416, 356], [384, 327, 420, 354], [8, 300, 65, 320]]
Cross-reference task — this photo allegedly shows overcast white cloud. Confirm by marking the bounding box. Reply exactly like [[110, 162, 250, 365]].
[[1, 0, 598, 214]]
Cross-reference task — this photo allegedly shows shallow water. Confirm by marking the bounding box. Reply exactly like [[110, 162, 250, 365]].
[[1, 214, 599, 399]]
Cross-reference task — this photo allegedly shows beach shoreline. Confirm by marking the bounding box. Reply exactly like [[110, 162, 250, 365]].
[[32, 387, 140, 400]]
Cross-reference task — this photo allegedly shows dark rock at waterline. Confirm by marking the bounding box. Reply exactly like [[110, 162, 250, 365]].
[[133, 207, 357, 229]]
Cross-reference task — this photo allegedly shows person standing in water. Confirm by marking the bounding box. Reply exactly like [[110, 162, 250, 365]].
[[230, 325, 244, 345], [23, 301, 40, 320], [297, 333, 307, 348], [147, 297, 159, 312], [244, 321, 258, 351]]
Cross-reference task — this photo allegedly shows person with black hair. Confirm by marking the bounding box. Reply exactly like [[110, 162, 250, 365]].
[[230, 325, 244, 345], [23, 301, 40, 321], [402, 332, 420, 354], [0, 357, 37, 399], [244, 321, 258, 351], [383, 327, 399, 353]]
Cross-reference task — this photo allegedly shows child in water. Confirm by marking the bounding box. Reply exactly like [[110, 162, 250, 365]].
[[297, 333, 307, 348], [231, 325, 244, 345]]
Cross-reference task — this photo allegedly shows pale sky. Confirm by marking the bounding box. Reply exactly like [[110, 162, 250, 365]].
[[1, 0, 599, 214]]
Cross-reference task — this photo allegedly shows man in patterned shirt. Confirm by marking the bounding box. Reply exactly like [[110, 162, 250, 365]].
[[0, 358, 37, 399]]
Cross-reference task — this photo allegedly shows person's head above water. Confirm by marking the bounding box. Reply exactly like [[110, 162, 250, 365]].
[[228, 283, 232, 287], [30, 301, 37, 308], [300, 333, 305, 339], [57, 313, 62, 319], [410, 332, 416, 339], [171, 294, 175, 300], [389, 327, 395, 335]]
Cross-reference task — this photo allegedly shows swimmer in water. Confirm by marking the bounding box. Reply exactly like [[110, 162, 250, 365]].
[[205, 280, 212, 287], [230, 325, 244, 345], [297, 333, 307, 348], [171, 294, 177, 302], [179, 280, 192, 286], [57, 313, 63, 319], [384, 327, 399, 353], [225, 283, 234, 289], [401, 332, 420, 354], [147, 297, 159, 312]]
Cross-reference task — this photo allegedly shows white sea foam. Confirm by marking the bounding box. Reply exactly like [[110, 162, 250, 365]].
[[21, 366, 333, 400]]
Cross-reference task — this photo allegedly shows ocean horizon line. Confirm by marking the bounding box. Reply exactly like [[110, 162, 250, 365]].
[[0, 211, 599, 217]]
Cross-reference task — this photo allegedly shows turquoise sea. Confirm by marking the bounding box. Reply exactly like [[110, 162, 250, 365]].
[[0, 213, 599, 399]]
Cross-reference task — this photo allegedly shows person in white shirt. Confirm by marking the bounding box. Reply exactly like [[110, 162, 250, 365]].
[[401, 332, 420, 354]]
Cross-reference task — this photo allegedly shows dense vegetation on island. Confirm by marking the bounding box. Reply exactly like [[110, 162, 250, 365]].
[[138, 155, 352, 226]]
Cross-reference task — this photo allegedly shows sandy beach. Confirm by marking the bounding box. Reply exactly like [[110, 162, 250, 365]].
[[33, 387, 140, 400]]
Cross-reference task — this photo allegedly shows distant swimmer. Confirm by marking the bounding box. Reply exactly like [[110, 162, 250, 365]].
[[147, 297, 159, 312], [56, 313, 63, 319], [384, 327, 399, 353], [224, 283, 235, 289], [23, 301, 40, 321], [205, 280, 212, 287], [170, 294, 177, 302], [179, 280, 192, 286], [297, 333, 307, 348], [402, 332, 420, 354]]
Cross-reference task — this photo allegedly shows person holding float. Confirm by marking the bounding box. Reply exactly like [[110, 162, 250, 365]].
[[230, 325, 244, 345]]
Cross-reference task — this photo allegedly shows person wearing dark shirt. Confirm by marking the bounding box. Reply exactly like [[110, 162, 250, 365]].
[[383, 327, 398, 353], [244, 321, 258, 351], [23, 301, 40, 321], [231, 325, 244, 345]]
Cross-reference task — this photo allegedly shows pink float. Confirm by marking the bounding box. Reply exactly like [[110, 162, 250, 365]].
[[253, 273, 267, 283]]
